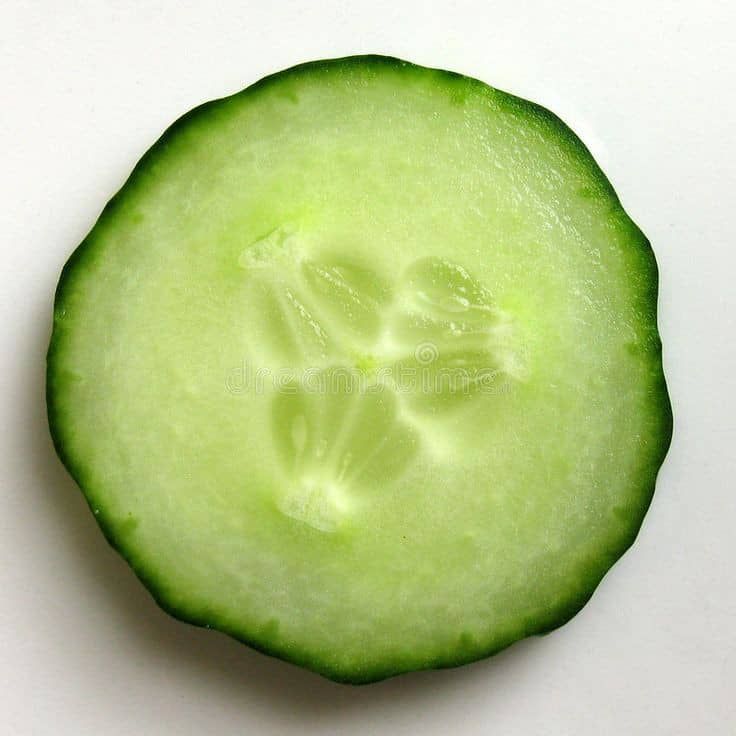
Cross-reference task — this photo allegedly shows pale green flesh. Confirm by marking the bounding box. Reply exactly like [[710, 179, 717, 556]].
[[48, 57, 670, 682]]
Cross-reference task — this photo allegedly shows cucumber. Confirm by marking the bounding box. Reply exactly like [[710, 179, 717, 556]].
[[47, 55, 672, 684]]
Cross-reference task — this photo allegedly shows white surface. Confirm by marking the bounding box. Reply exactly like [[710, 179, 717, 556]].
[[2, 1, 734, 734]]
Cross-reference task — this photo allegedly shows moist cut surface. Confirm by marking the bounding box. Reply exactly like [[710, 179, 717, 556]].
[[47, 56, 672, 683]]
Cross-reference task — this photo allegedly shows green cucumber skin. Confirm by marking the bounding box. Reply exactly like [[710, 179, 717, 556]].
[[47, 55, 672, 684]]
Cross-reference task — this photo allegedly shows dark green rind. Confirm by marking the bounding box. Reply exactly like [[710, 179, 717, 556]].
[[47, 55, 673, 684]]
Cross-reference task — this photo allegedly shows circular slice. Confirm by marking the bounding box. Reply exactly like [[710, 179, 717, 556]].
[[47, 56, 672, 683]]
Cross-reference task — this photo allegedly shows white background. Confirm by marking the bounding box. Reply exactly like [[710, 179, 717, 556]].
[[2, 2, 734, 734]]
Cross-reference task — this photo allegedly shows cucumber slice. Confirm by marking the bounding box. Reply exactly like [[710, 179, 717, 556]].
[[47, 56, 672, 684]]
